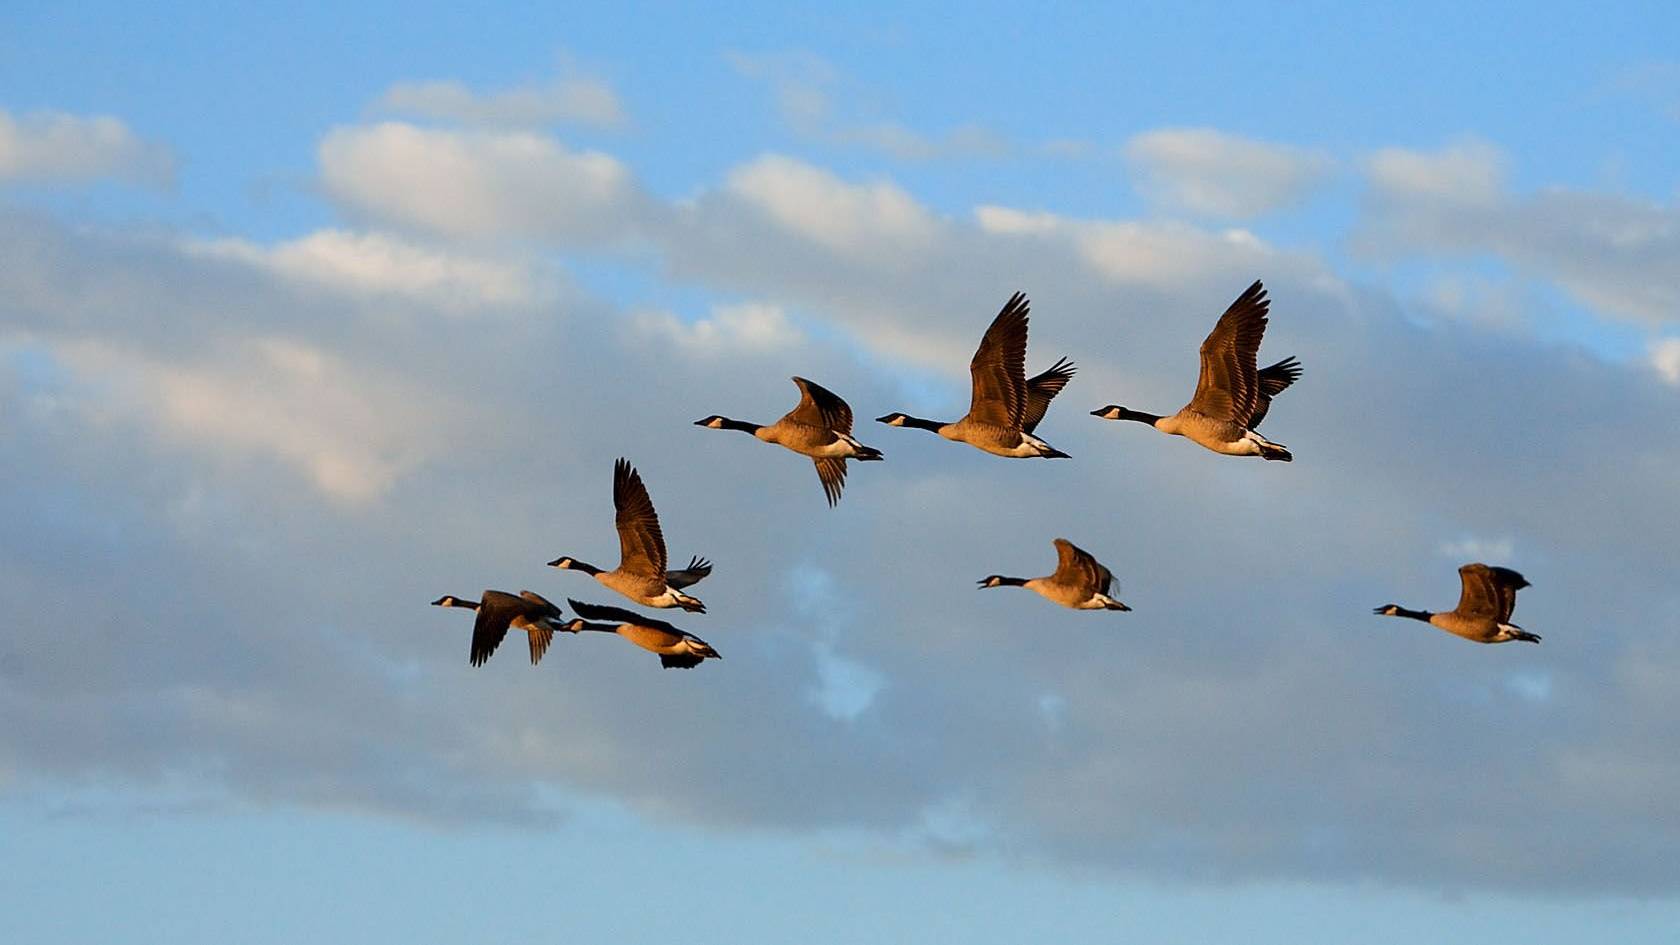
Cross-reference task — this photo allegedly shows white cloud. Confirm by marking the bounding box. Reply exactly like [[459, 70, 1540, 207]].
[[633, 301, 803, 353], [1125, 127, 1334, 217], [1366, 139, 1504, 205], [1359, 141, 1680, 327], [1650, 338, 1680, 384], [318, 122, 645, 242], [976, 204, 1303, 288], [725, 154, 942, 262], [56, 337, 447, 503], [0, 108, 173, 187], [186, 229, 555, 311], [375, 76, 627, 130]]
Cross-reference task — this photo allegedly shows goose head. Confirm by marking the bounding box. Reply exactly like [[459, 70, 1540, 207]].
[[693, 415, 729, 429], [1090, 405, 1127, 420], [876, 412, 911, 426], [1372, 604, 1401, 616], [547, 556, 577, 570], [977, 575, 1007, 589], [431, 595, 466, 607]]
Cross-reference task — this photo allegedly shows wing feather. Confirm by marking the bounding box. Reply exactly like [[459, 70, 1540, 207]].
[[783, 377, 854, 433], [967, 293, 1031, 429], [1454, 564, 1503, 620], [813, 457, 849, 507], [1247, 356, 1301, 429], [612, 458, 667, 578], [1021, 357, 1076, 433], [1187, 281, 1269, 425]]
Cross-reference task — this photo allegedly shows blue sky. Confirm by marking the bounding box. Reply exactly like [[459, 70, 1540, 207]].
[[4, 2, 1680, 941]]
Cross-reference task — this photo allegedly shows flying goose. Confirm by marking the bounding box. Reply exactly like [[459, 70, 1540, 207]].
[[432, 591, 566, 666], [695, 376, 883, 507], [978, 538, 1131, 611], [876, 292, 1074, 458], [1374, 563, 1540, 644], [547, 458, 710, 613], [1091, 280, 1298, 461], [563, 598, 721, 669]]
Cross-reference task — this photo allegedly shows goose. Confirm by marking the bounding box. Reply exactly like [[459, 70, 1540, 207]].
[[695, 376, 883, 507], [978, 538, 1131, 611], [562, 598, 721, 669], [1091, 280, 1298, 461], [432, 591, 566, 666], [1374, 563, 1540, 644], [876, 292, 1074, 458], [547, 458, 710, 613]]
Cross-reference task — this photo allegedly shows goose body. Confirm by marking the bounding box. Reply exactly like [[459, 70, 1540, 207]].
[[432, 590, 565, 666], [978, 538, 1131, 611], [696, 376, 883, 507], [1374, 563, 1540, 644], [877, 292, 1074, 459], [1092, 281, 1298, 461], [563, 598, 721, 669], [548, 458, 709, 613]]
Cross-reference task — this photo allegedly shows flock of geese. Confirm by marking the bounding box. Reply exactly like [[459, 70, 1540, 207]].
[[434, 280, 1540, 668]]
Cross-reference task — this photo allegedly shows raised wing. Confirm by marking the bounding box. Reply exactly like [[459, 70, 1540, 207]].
[[566, 598, 686, 636], [1454, 564, 1506, 620], [1020, 357, 1076, 433], [1050, 538, 1113, 595], [967, 292, 1031, 429], [665, 556, 712, 590], [1247, 356, 1301, 429], [813, 457, 849, 507], [783, 377, 854, 434], [470, 590, 524, 667], [518, 590, 560, 613], [1186, 280, 1269, 425], [612, 458, 667, 578], [1486, 566, 1530, 622]]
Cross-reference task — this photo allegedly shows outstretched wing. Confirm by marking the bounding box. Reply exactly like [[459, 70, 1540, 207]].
[[660, 653, 706, 669], [967, 292, 1031, 429], [813, 457, 849, 507], [1186, 280, 1269, 425], [613, 458, 668, 578], [470, 590, 523, 667], [1247, 356, 1301, 429], [566, 598, 686, 636], [1020, 357, 1076, 433], [783, 377, 854, 433], [1052, 538, 1112, 595], [665, 556, 712, 590], [1454, 564, 1505, 620]]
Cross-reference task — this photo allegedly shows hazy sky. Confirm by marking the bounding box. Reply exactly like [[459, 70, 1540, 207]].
[[4, 2, 1680, 941]]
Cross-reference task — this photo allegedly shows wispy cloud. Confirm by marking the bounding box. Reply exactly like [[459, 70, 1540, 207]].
[[0, 108, 174, 187], [1125, 127, 1335, 218]]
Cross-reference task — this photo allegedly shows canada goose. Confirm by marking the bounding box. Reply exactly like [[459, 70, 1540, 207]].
[[547, 458, 710, 613], [695, 376, 883, 507], [978, 538, 1131, 611], [562, 598, 721, 669], [1091, 280, 1298, 461], [876, 292, 1074, 458], [432, 591, 566, 666], [1374, 563, 1540, 644]]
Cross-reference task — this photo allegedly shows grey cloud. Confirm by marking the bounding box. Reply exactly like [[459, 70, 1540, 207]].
[[4, 124, 1680, 901]]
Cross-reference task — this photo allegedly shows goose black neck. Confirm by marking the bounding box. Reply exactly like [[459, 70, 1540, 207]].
[[994, 576, 1029, 587], [570, 560, 603, 577], [1391, 606, 1433, 622], [573, 621, 620, 634], [718, 418, 763, 434], [1115, 408, 1164, 425], [899, 415, 946, 433]]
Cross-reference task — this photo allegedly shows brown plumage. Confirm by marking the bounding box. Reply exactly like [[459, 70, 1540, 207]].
[[695, 376, 883, 507], [431, 590, 565, 666], [547, 459, 709, 612], [876, 293, 1074, 458], [1092, 280, 1297, 460], [563, 598, 721, 669], [1374, 563, 1540, 644], [978, 538, 1131, 611]]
